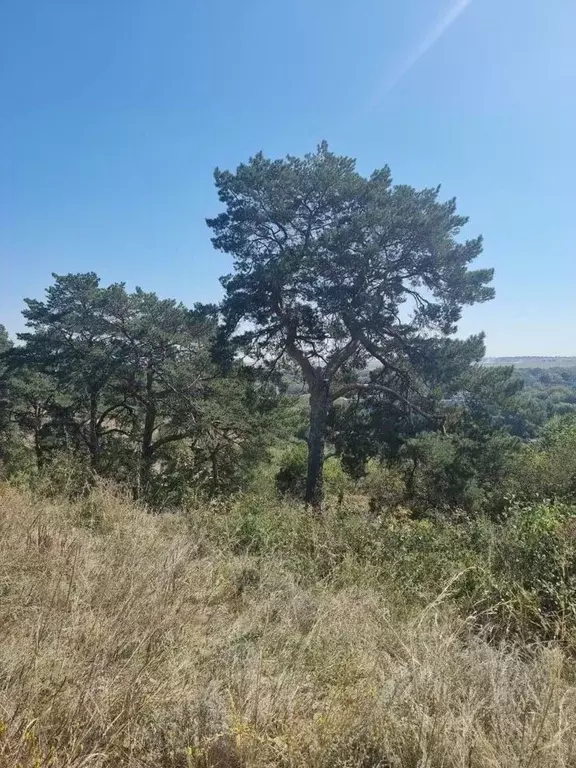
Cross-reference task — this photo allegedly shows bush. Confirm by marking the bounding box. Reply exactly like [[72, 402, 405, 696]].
[[508, 415, 576, 503], [462, 501, 576, 644], [360, 462, 406, 516], [400, 431, 518, 518], [275, 443, 352, 501]]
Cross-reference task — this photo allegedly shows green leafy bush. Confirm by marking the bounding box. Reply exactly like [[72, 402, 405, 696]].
[[508, 415, 576, 502], [437, 500, 576, 647], [275, 443, 351, 500]]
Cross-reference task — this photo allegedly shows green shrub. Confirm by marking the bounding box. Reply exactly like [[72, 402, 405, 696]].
[[399, 431, 517, 518], [275, 443, 352, 500], [508, 415, 576, 502], [458, 501, 576, 645], [360, 462, 406, 516], [275, 443, 308, 497], [223, 490, 576, 649]]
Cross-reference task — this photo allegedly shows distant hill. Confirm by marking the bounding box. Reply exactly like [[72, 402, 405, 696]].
[[483, 357, 576, 369]]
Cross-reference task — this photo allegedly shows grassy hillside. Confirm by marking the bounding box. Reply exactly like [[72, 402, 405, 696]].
[[1, 483, 576, 767]]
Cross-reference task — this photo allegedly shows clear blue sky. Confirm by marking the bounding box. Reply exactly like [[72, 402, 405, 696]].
[[1, 0, 575, 356]]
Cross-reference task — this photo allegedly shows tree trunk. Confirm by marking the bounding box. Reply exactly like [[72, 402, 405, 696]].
[[33, 406, 44, 471], [89, 392, 100, 472], [210, 449, 220, 495], [34, 431, 44, 471], [138, 367, 156, 499], [138, 445, 154, 500], [305, 381, 330, 509]]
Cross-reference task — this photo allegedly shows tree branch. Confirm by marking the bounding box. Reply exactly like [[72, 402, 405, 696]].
[[336, 381, 440, 425], [96, 401, 133, 428], [326, 338, 360, 378], [101, 427, 130, 437], [285, 322, 317, 388], [151, 432, 194, 451]]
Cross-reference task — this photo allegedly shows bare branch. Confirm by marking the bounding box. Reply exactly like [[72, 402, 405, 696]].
[[285, 322, 318, 387], [96, 401, 133, 428], [335, 381, 440, 425], [151, 432, 193, 451], [326, 338, 360, 377], [101, 427, 130, 437]]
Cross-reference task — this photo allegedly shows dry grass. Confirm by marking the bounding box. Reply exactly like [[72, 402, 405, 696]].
[[1, 484, 576, 767]]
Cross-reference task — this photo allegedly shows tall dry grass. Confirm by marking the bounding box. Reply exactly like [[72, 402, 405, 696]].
[[1, 483, 576, 767]]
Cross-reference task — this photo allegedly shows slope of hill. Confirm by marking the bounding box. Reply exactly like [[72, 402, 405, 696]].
[[1, 483, 576, 767]]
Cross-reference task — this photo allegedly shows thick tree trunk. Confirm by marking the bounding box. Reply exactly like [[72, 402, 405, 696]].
[[138, 446, 154, 500], [305, 381, 330, 509], [138, 367, 156, 499], [34, 431, 44, 471], [89, 393, 100, 472], [33, 406, 44, 471]]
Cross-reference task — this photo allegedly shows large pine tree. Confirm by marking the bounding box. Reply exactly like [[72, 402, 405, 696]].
[[208, 143, 494, 507]]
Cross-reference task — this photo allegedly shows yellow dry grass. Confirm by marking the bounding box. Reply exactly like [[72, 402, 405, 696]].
[[1, 483, 576, 767]]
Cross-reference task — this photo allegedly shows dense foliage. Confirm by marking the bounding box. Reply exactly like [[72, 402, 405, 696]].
[[0, 276, 289, 505], [208, 143, 493, 506]]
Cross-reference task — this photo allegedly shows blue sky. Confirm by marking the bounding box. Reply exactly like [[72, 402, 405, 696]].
[[1, 0, 575, 356]]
